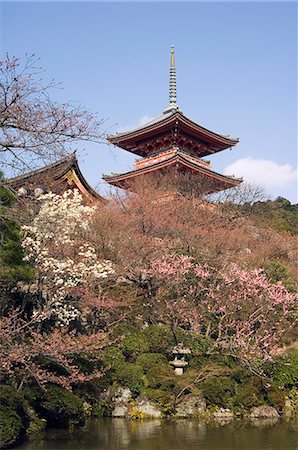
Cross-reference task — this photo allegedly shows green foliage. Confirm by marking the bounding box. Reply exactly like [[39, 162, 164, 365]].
[[188, 353, 238, 372], [0, 385, 27, 448], [143, 388, 175, 414], [121, 332, 149, 360], [232, 384, 262, 409], [136, 353, 168, 373], [270, 350, 298, 388], [39, 384, 84, 427], [146, 363, 175, 390], [267, 385, 285, 412], [264, 261, 296, 291], [232, 376, 285, 412], [288, 387, 298, 411], [143, 325, 175, 353], [102, 346, 125, 369], [0, 385, 25, 413], [183, 333, 214, 355], [110, 323, 138, 340], [241, 197, 298, 235], [114, 363, 144, 396], [0, 409, 24, 449], [94, 401, 113, 417], [0, 174, 33, 288], [200, 376, 237, 408]]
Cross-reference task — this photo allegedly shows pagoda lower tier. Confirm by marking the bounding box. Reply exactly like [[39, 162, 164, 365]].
[[103, 147, 242, 194]]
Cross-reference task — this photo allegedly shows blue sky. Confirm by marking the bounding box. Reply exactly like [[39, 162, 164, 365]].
[[1, 1, 297, 202]]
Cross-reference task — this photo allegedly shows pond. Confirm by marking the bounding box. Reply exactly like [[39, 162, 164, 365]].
[[15, 418, 298, 450]]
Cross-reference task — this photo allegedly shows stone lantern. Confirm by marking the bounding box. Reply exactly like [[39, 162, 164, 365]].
[[170, 343, 191, 376]]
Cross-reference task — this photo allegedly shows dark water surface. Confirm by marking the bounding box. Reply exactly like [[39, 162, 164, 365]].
[[16, 418, 298, 450]]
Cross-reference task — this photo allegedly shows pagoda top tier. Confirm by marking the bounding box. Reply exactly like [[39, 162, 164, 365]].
[[108, 110, 239, 158], [107, 46, 239, 158]]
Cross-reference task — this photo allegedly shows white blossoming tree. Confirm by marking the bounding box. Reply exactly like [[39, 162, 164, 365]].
[[21, 190, 115, 329]]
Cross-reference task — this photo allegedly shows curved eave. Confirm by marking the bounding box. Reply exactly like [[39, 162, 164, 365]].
[[5, 154, 77, 187], [103, 153, 242, 193], [5, 154, 106, 204], [108, 111, 239, 153], [68, 160, 107, 204]]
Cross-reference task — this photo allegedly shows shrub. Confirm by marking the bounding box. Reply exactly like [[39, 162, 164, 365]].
[[0, 385, 27, 449], [110, 323, 138, 340], [39, 384, 84, 427], [103, 346, 125, 369], [200, 376, 237, 407], [271, 350, 298, 388], [232, 384, 262, 409], [121, 333, 149, 360], [0, 385, 26, 414], [136, 353, 168, 373], [183, 333, 213, 355], [146, 363, 175, 390], [143, 388, 175, 414], [264, 261, 295, 291], [288, 387, 298, 411], [267, 386, 285, 413], [143, 325, 175, 353], [188, 355, 207, 370], [0, 409, 24, 449], [114, 363, 144, 396]]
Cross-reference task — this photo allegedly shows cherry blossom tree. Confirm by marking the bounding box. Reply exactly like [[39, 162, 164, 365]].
[[146, 253, 297, 363], [0, 309, 105, 390], [0, 54, 105, 173]]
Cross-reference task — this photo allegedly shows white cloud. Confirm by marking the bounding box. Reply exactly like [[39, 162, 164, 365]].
[[224, 157, 298, 188], [118, 115, 154, 133]]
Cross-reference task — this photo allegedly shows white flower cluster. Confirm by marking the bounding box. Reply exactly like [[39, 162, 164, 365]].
[[21, 190, 115, 324], [22, 189, 96, 247], [51, 301, 80, 327]]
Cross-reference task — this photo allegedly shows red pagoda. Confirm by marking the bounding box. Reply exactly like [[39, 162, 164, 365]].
[[103, 46, 242, 194]]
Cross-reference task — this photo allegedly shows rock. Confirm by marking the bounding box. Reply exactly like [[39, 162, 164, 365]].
[[110, 387, 133, 418], [250, 405, 279, 419], [213, 408, 234, 419], [135, 395, 161, 418], [112, 387, 132, 404], [175, 395, 206, 418], [111, 405, 129, 417]]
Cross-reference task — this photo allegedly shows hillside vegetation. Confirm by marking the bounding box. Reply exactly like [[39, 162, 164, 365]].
[[0, 177, 297, 448]]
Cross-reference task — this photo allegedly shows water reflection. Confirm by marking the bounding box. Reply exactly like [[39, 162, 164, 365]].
[[16, 418, 298, 450]]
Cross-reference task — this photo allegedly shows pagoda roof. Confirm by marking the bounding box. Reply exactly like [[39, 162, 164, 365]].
[[103, 148, 242, 194], [5, 154, 106, 204], [108, 110, 239, 157]]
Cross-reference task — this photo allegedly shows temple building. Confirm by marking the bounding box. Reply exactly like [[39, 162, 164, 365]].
[[103, 46, 242, 194], [6, 153, 106, 204]]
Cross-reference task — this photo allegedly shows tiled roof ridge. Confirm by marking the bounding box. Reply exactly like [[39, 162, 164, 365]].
[[103, 151, 242, 184], [108, 110, 239, 144], [5, 153, 77, 184]]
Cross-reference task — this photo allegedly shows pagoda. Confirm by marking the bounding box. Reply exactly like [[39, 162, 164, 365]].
[[103, 46, 242, 194]]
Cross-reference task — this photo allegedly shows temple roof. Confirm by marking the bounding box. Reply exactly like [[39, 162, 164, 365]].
[[107, 110, 239, 158], [103, 148, 242, 194], [5, 154, 106, 204]]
